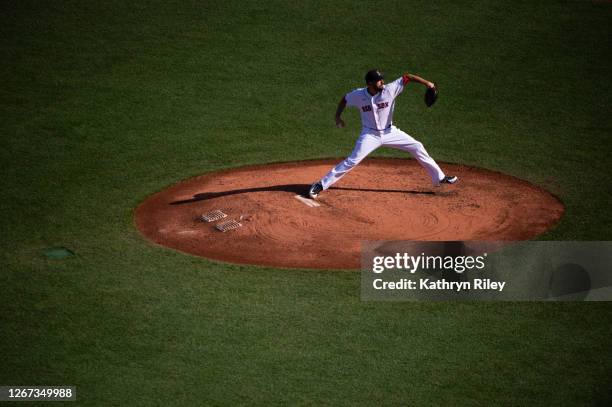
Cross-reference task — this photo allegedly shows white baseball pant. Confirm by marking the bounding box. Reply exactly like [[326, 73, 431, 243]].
[[320, 126, 446, 189]]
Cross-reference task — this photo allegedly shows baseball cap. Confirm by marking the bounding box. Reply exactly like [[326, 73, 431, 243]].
[[365, 69, 384, 84]]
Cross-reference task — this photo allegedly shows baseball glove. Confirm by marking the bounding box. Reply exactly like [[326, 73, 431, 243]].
[[425, 86, 438, 107]]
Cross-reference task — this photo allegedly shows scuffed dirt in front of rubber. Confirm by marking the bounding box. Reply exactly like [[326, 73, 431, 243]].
[[134, 159, 564, 269]]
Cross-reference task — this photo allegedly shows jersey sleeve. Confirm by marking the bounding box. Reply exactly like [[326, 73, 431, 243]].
[[387, 76, 410, 98], [344, 89, 362, 107]]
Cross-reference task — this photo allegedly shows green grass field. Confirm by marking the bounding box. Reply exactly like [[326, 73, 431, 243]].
[[1, 1, 611, 405]]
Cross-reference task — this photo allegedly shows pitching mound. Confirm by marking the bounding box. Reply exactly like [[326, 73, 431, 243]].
[[134, 159, 564, 269]]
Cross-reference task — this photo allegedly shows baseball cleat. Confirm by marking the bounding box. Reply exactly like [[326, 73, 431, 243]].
[[439, 175, 458, 185], [308, 182, 323, 199]]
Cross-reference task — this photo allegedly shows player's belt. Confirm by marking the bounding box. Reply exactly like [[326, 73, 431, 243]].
[[364, 125, 391, 132]]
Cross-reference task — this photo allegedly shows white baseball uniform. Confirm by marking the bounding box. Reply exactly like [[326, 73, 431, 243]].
[[319, 75, 446, 190]]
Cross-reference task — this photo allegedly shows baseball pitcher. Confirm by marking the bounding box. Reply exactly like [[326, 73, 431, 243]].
[[309, 69, 457, 199]]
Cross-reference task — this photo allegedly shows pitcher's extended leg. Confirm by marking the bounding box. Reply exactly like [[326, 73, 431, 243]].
[[320, 133, 381, 190], [383, 127, 446, 185]]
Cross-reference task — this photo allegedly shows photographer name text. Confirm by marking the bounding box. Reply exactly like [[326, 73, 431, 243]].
[[372, 278, 506, 292]]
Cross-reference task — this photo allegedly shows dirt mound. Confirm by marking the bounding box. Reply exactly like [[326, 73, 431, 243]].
[[134, 159, 564, 269]]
